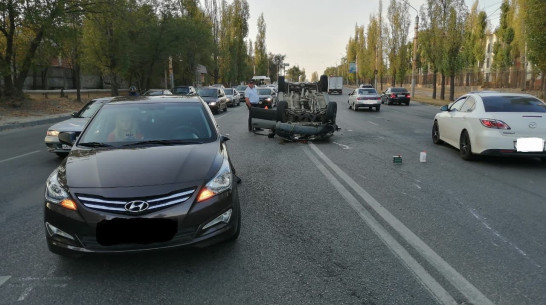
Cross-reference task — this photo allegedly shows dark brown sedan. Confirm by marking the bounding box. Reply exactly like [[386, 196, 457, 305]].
[[44, 96, 241, 256], [381, 87, 411, 105]]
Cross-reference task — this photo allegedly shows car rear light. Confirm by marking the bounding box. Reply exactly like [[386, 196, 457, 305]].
[[391, 94, 396, 98], [480, 119, 511, 129], [357, 97, 364, 100], [406, 94, 411, 98]]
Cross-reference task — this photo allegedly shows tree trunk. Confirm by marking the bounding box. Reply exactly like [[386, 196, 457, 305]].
[[440, 72, 446, 100], [432, 71, 437, 99], [450, 72, 456, 101]]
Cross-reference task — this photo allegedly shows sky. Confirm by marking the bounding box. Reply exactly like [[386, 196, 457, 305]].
[[245, 0, 504, 77]]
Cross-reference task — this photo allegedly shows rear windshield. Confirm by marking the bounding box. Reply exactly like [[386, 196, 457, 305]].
[[391, 88, 408, 93], [358, 89, 377, 94], [482, 95, 546, 112]]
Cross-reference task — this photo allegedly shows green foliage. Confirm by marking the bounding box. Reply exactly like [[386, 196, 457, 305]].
[[526, 0, 546, 73], [254, 13, 268, 76]]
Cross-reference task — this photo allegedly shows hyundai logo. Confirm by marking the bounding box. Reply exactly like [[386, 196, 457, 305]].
[[124, 200, 150, 213], [529, 122, 537, 129]]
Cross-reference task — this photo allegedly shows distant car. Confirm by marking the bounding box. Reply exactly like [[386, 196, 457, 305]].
[[211, 84, 225, 89], [44, 95, 241, 256], [256, 87, 278, 108], [44, 97, 117, 157], [197, 87, 228, 114], [360, 84, 374, 88], [381, 87, 410, 105], [171, 86, 197, 95], [236, 85, 248, 103], [143, 89, 173, 96], [348, 87, 381, 112], [432, 92, 546, 161], [223, 88, 240, 107]]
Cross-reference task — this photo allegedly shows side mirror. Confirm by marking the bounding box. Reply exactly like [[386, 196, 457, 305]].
[[58, 132, 78, 146], [220, 135, 230, 143], [440, 105, 449, 111], [71, 111, 78, 117]]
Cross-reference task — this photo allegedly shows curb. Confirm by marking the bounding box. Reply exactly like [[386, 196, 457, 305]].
[[0, 115, 71, 132]]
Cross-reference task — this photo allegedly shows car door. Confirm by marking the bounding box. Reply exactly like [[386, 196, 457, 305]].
[[348, 89, 356, 106], [440, 96, 469, 145]]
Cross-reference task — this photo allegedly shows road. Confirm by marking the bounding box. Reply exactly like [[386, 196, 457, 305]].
[[0, 89, 545, 305]]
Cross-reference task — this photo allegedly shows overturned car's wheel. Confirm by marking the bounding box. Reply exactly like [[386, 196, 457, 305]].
[[278, 76, 286, 93], [324, 101, 337, 124], [319, 75, 328, 92], [277, 101, 288, 122]]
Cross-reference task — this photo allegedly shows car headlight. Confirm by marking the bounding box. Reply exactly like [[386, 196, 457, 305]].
[[45, 169, 77, 210], [265, 98, 272, 102], [47, 130, 60, 137], [226, 98, 231, 102], [209, 102, 217, 106], [197, 156, 232, 202]]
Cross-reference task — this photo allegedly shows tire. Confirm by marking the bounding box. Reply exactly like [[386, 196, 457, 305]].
[[432, 121, 443, 144], [387, 99, 393, 105], [277, 101, 288, 122], [459, 131, 475, 161], [248, 116, 252, 132], [223, 103, 228, 112], [319, 75, 328, 92], [353, 103, 358, 111], [324, 101, 337, 124], [56, 152, 68, 158], [375, 105, 380, 112], [405, 101, 410, 106], [278, 76, 286, 93]]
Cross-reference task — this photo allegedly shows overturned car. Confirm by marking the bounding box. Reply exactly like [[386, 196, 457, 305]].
[[249, 75, 339, 141]]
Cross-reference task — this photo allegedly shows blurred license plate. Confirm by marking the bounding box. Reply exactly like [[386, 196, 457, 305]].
[[61, 144, 71, 149], [397, 94, 405, 97], [515, 138, 545, 152]]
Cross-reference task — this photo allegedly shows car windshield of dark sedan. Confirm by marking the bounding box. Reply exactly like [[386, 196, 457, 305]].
[[358, 89, 377, 95], [198, 88, 218, 97], [391, 88, 408, 93], [258, 89, 271, 95], [78, 103, 216, 145], [482, 96, 546, 112], [224, 88, 234, 95]]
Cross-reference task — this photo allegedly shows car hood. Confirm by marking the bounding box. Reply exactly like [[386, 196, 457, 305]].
[[48, 118, 89, 132], [62, 143, 222, 188]]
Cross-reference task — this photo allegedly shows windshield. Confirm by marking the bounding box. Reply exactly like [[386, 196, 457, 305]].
[[391, 88, 408, 93], [79, 102, 216, 145], [198, 88, 217, 97], [236, 85, 247, 91], [173, 87, 190, 94], [258, 89, 271, 95], [482, 95, 546, 112], [224, 88, 234, 95], [78, 100, 105, 118]]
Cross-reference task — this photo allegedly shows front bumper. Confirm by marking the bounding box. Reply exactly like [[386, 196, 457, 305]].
[[44, 186, 240, 255], [45, 136, 71, 153]]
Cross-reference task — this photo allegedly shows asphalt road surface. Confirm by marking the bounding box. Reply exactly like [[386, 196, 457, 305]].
[[1, 88, 545, 305]]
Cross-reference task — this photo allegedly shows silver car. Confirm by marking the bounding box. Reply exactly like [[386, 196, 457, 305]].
[[224, 88, 240, 107], [44, 97, 117, 157], [348, 87, 381, 112]]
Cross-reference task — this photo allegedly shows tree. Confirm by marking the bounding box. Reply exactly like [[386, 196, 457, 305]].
[[311, 72, 319, 82], [462, 1, 487, 88], [443, 5, 467, 101], [493, 0, 515, 87], [386, 0, 410, 86], [526, 0, 546, 95], [254, 13, 268, 76], [286, 65, 305, 82], [0, 0, 98, 100]]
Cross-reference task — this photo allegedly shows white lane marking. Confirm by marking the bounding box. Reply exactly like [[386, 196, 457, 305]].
[[0, 276, 11, 287], [0, 150, 41, 164], [368, 121, 379, 126], [308, 143, 495, 305], [414, 184, 422, 190], [333, 142, 351, 150], [303, 148, 458, 305], [17, 286, 33, 301], [468, 208, 541, 268]]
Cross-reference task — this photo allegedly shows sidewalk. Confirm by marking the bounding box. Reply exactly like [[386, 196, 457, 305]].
[[0, 113, 72, 132]]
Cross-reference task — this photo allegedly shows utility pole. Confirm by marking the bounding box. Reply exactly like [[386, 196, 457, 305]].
[[404, 0, 418, 98]]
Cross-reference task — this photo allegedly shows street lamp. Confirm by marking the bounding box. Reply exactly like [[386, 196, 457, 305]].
[[404, 0, 419, 99]]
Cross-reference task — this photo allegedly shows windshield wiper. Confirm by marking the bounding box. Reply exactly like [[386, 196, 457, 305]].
[[78, 142, 113, 147], [123, 140, 204, 146]]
